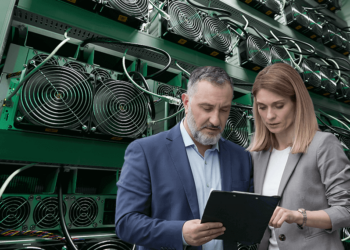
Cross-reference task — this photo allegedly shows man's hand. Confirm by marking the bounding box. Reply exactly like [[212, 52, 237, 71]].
[[269, 206, 302, 228], [182, 219, 226, 246]]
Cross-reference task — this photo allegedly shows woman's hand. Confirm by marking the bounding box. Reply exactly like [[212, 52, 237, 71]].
[[269, 206, 302, 228]]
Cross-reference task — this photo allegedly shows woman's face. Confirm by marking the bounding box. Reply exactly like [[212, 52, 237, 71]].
[[255, 89, 295, 136]]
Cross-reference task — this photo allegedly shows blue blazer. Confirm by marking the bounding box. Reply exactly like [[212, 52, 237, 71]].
[[115, 123, 253, 250]]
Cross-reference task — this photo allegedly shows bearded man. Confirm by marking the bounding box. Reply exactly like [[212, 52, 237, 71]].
[[115, 66, 253, 250]]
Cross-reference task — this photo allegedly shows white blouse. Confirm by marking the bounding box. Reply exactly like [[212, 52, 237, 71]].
[[262, 147, 291, 250]]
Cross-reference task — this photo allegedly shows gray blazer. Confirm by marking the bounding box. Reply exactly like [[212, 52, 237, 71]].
[[251, 131, 350, 250]]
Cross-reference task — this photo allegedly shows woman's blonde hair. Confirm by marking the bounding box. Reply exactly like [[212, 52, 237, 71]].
[[248, 63, 319, 154]]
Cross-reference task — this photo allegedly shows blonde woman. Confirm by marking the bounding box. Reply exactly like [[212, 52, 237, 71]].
[[249, 63, 350, 250]]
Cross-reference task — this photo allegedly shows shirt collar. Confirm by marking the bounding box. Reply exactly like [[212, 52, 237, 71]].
[[180, 119, 220, 152]]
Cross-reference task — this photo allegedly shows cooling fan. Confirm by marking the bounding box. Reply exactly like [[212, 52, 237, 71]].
[[300, 58, 321, 91], [0, 196, 30, 229], [64, 61, 87, 73], [322, 22, 343, 51], [285, 1, 310, 34], [202, 15, 234, 55], [91, 67, 112, 86], [319, 65, 337, 97], [317, 114, 350, 150], [238, 0, 284, 18], [27, 54, 58, 72], [237, 242, 259, 250], [69, 197, 98, 228], [92, 79, 148, 138], [307, 12, 324, 40], [270, 45, 294, 66], [339, 30, 350, 56], [315, 0, 341, 12], [107, 0, 149, 19], [15, 65, 93, 133], [167, 1, 203, 42], [33, 197, 66, 229], [238, 34, 271, 72], [82, 239, 133, 250], [158, 1, 203, 47], [336, 74, 350, 103], [223, 107, 250, 148]]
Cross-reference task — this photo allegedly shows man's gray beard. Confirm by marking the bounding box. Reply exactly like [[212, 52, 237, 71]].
[[186, 106, 222, 146]]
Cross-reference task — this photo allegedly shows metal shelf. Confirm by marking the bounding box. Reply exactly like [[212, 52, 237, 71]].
[[196, 0, 349, 59], [15, 0, 257, 90], [11, 0, 350, 113]]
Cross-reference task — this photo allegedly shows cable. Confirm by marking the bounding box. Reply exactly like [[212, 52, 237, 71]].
[[149, 108, 185, 125], [222, 20, 247, 40], [319, 109, 350, 130], [323, 58, 342, 84], [128, 71, 156, 119], [80, 37, 171, 80], [4, 27, 72, 107], [175, 60, 191, 77], [302, 4, 328, 11], [144, 2, 166, 31], [57, 167, 78, 250], [186, 0, 231, 17], [275, 36, 315, 55], [149, 0, 170, 20], [270, 31, 303, 72], [248, 25, 288, 45], [122, 49, 181, 105], [0, 229, 84, 241], [325, 57, 350, 72], [0, 163, 37, 199]]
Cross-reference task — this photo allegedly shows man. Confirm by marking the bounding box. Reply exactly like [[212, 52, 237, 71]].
[[115, 66, 253, 250]]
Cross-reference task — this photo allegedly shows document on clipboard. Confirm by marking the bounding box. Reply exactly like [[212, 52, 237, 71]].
[[201, 190, 281, 244]]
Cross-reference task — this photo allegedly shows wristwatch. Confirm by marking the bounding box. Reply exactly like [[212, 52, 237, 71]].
[[297, 208, 307, 229]]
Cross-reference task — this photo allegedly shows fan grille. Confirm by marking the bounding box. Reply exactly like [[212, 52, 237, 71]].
[[156, 83, 176, 97], [64, 62, 87, 73], [323, 23, 343, 47], [168, 1, 203, 42], [91, 68, 112, 83], [320, 67, 337, 94], [0, 197, 30, 229], [30, 54, 58, 66], [270, 45, 293, 66], [33, 197, 66, 229], [246, 35, 271, 67], [85, 239, 133, 250], [340, 31, 350, 52], [203, 16, 233, 54], [18, 65, 93, 129], [93, 79, 148, 138], [291, 2, 309, 27], [302, 59, 321, 88], [264, 0, 283, 14], [107, 0, 148, 18], [341, 75, 350, 97], [223, 108, 249, 148], [308, 12, 324, 37], [69, 197, 98, 227]]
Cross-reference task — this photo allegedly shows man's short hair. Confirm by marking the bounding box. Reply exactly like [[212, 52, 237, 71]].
[[187, 66, 234, 99]]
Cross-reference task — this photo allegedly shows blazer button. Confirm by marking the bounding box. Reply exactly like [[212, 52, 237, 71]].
[[279, 234, 286, 241]]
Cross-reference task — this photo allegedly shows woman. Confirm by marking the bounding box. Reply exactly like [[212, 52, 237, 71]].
[[249, 63, 350, 250]]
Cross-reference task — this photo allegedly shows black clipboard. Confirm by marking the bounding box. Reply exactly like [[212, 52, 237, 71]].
[[201, 190, 281, 244]]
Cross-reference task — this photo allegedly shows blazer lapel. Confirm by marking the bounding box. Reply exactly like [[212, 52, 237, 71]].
[[277, 153, 303, 196], [255, 150, 272, 194], [165, 124, 200, 219], [219, 140, 231, 191]]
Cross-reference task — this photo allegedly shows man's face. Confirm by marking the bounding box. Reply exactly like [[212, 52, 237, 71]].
[[182, 80, 233, 145]]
